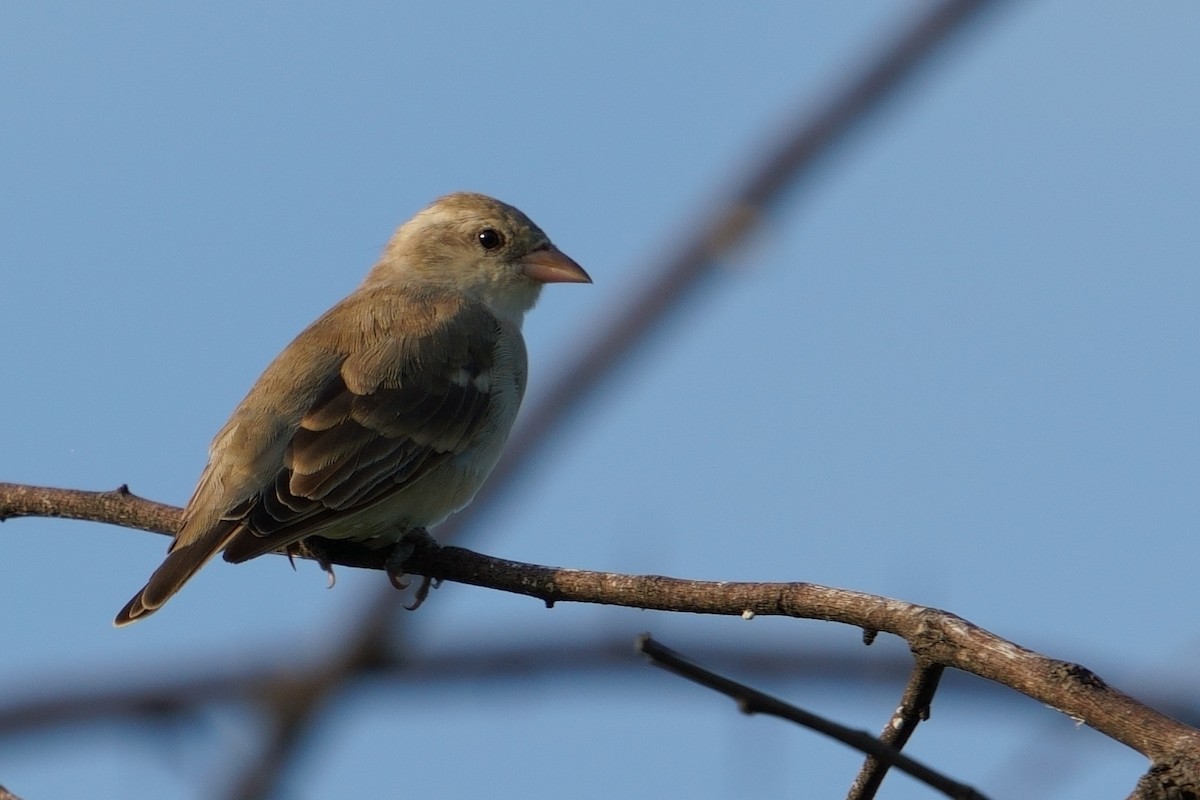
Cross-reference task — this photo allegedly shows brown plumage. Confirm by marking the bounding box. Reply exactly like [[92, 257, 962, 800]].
[[115, 193, 589, 625]]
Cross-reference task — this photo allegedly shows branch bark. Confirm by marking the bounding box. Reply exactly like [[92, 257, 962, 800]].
[[3, 480, 1199, 796]]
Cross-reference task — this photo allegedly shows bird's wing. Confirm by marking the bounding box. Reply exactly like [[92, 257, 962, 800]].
[[115, 291, 508, 625], [222, 354, 496, 560]]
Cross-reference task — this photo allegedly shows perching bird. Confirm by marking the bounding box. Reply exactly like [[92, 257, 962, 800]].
[[115, 192, 590, 625]]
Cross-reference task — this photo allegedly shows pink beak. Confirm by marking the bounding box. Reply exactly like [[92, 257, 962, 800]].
[[520, 246, 592, 284]]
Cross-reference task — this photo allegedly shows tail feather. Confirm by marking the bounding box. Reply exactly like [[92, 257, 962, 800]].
[[113, 522, 242, 626]]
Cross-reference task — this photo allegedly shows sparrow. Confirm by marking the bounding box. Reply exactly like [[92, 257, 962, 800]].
[[115, 192, 590, 625]]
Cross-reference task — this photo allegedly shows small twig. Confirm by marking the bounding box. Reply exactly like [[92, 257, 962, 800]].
[[638, 636, 988, 800], [848, 660, 946, 799]]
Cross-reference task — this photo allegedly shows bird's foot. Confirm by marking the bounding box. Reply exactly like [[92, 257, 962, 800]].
[[385, 528, 442, 610], [294, 539, 337, 588]]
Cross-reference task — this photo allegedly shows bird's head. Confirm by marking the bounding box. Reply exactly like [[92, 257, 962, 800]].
[[367, 192, 590, 325]]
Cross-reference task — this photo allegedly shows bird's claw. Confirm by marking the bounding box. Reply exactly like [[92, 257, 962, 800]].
[[403, 574, 442, 610], [385, 528, 440, 610], [293, 539, 336, 588]]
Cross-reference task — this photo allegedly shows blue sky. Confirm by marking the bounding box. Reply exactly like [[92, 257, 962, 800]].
[[2, 2, 1198, 798]]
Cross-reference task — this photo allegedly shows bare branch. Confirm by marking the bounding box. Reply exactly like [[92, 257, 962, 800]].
[[0, 483, 177, 535], [397, 542, 1200, 768], [5, 478, 1199, 794], [848, 661, 946, 799], [639, 636, 986, 800]]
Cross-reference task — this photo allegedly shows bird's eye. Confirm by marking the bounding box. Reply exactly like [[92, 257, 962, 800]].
[[477, 228, 504, 251]]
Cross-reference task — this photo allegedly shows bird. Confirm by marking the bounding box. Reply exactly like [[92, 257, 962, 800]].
[[115, 192, 590, 625]]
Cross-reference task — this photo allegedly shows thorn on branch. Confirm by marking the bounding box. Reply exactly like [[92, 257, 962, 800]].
[[1052, 661, 1108, 691]]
